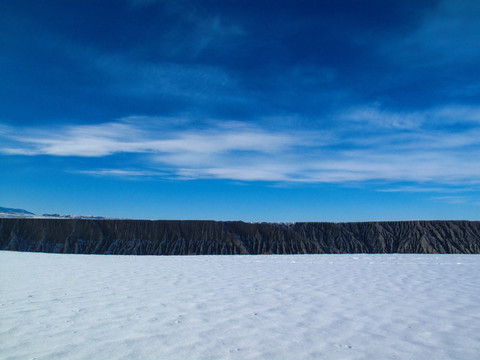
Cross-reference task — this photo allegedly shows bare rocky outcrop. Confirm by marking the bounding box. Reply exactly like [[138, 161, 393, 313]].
[[0, 218, 479, 255]]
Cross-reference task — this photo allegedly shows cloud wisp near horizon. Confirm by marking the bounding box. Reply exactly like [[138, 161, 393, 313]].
[[1, 0, 479, 220]]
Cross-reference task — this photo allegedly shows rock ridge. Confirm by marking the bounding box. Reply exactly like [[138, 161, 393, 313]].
[[1, 218, 479, 255]]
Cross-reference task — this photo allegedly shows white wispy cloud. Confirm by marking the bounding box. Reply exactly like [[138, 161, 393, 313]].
[[431, 195, 470, 205], [342, 106, 424, 130], [1, 104, 479, 185], [340, 104, 480, 130], [379, 186, 466, 193], [76, 169, 167, 178], [432, 105, 480, 124], [0, 119, 295, 158]]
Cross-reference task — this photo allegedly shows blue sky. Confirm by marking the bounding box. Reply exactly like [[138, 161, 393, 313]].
[[1, 0, 479, 221]]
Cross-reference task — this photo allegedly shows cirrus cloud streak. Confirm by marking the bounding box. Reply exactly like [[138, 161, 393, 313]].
[[1, 105, 480, 185]]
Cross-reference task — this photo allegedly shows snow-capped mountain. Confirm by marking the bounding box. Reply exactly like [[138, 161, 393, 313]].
[[0, 206, 105, 220]]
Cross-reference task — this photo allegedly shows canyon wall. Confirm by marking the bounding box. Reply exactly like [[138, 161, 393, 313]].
[[1, 218, 479, 255]]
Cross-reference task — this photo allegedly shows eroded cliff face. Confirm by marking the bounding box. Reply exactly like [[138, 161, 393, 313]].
[[0, 218, 479, 255]]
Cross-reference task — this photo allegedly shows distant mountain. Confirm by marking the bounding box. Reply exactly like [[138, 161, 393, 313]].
[[0, 207, 105, 220], [1, 218, 479, 255], [0, 207, 34, 215], [41, 214, 106, 220]]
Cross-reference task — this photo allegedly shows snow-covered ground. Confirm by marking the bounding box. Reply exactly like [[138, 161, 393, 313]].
[[1, 252, 479, 360]]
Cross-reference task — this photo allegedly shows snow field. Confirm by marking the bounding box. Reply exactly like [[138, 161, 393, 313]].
[[1, 252, 479, 359]]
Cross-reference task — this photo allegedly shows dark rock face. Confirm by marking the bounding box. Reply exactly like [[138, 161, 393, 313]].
[[1, 219, 479, 255]]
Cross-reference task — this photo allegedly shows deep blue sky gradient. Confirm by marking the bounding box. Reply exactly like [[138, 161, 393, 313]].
[[1, 0, 479, 220]]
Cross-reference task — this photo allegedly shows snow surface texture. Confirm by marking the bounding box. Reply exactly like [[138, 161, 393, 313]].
[[1, 252, 479, 360]]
